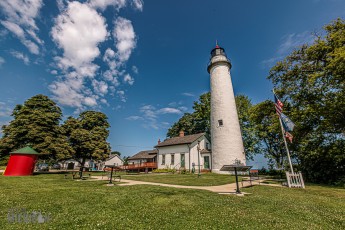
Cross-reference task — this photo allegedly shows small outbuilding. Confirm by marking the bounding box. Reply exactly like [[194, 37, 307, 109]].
[[3, 146, 40, 176]]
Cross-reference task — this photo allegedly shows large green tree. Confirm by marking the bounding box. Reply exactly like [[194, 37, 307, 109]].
[[63, 111, 111, 167], [249, 100, 287, 168], [0, 94, 72, 161], [268, 18, 345, 183], [167, 92, 259, 160]]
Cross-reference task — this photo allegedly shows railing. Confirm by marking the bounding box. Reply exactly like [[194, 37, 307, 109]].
[[122, 162, 157, 170], [286, 172, 305, 188]]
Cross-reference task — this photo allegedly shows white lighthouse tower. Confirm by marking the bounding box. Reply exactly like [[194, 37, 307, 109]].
[[207, 44, 246, 173]]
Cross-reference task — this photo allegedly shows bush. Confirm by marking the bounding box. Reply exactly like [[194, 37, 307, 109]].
[[152, 168, 176, 173], [0, 155, 9, 166]]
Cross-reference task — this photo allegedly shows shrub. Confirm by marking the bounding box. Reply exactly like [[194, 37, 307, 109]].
[[152, 168, 176, 173]]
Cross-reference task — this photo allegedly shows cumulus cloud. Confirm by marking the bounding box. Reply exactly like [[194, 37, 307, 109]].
[[128, 104, 184, 129], [10, 51, 29, 65], [123, 74, 134, 85], [83, 97, 98, 107], [49, 74, 85, 108], [117, 90, 126, 102], [50, 1, 109, 107], [51, 1, 107, 72], [49, 1, 140, 110], [0, 0, 43, 54], [92, 80, 109, 95], [113, 17, 136, 63], [88, 0, 127, 11], [131, 0, 144, 11]]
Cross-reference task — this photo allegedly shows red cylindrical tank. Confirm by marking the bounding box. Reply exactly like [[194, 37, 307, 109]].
[[3, 147, 40, 176]]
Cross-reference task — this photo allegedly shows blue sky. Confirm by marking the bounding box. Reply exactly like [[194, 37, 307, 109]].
[[0, 0, 344, 165]]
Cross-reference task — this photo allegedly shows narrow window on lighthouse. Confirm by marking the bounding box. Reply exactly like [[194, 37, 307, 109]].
[[218, 120, 223, 127]]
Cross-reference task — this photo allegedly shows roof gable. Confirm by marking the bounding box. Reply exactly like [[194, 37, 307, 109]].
[[10, 146, 40, 155], [107, 154, 123, 162], [155, 133, 205, 147], [128, 149, 158, 160]]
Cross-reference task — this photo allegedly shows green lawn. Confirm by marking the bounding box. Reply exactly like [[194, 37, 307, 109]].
[[0, 174, 344, 229], [122, 173, 238, 186]]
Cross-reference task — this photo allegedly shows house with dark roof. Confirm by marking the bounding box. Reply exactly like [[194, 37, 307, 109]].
[[98, 154, 124, 170], [155, 131, 211, 172], [126, 149, 158, 171]]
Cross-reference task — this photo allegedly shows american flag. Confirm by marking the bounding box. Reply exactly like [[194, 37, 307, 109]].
[[274, 94, 283, 115], [285, 131, 293, 143]]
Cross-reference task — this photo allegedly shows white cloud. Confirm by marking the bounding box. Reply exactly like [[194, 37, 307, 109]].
[[132, 65, 138, 74], [50, 1, 109, 108], [140, 105, 157, 120], [49, 1, 140, 110], [88, 0, 127, 11], [131, 0, 144, 11], [0, 0, 43, 54], [51, 70, 58, 75], [182, 92, 195, 97], [128, 104, 184, 129], [261, 31, 315, 69], [84, 97, 98, 107], [157, 108, 182, 115], [0, 20, 25, 38], [10, 51, 29, 65], [123, 74, 134, 85], [113, 17, 136, 63], [117, 90, 126, 102], [0, 102, 12, 117], [178, 106, 188, 112], [126, 115, 143, 121], [51, 1, 107, 72], [56, 0, 67, 11], [49, 75, 85, 108], [0, 57, 5, 67], [278, 32, 314, 55], [92, 80, 109, 95]]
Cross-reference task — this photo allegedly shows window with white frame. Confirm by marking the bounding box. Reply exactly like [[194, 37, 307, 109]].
[[162, 154, 165, 165], [171, 154, 175, 165]]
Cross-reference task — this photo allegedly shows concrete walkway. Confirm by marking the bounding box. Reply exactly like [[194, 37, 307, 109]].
[[91, 176, 280, 194]]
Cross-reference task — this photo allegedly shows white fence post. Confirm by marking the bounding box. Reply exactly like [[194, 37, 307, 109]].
[[285, 171, 305, 189]]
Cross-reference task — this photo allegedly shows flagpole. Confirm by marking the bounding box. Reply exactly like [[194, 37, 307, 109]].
[[278, 116, 294, 174]]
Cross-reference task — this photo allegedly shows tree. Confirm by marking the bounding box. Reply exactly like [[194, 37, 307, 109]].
[[167, 113, 197, 138], [167, 92, 259, 160], [63, 111, 111, 168], [268, 18, 345, 183], [0, 94, 72, 161], [236, 95, 261, 160], [111, 151, 121, 156], [249, 100, 286, 168]]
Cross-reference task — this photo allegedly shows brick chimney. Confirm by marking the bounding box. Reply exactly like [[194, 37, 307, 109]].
[[179, 130, 185, 137], [158, 139, 161, 144]]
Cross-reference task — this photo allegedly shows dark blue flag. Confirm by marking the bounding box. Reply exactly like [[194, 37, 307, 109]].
[[281, 113, 295, 132]]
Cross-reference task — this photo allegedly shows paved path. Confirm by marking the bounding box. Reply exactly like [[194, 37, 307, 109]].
[[91, 176, 280, 194]]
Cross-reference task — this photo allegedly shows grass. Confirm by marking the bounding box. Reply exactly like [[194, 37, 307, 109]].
[[121, 173, 239, 186], [0, 174, 344, 229]]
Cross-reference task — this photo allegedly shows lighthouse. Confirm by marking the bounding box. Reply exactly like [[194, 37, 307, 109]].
[[207, 44, 246, 173]]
